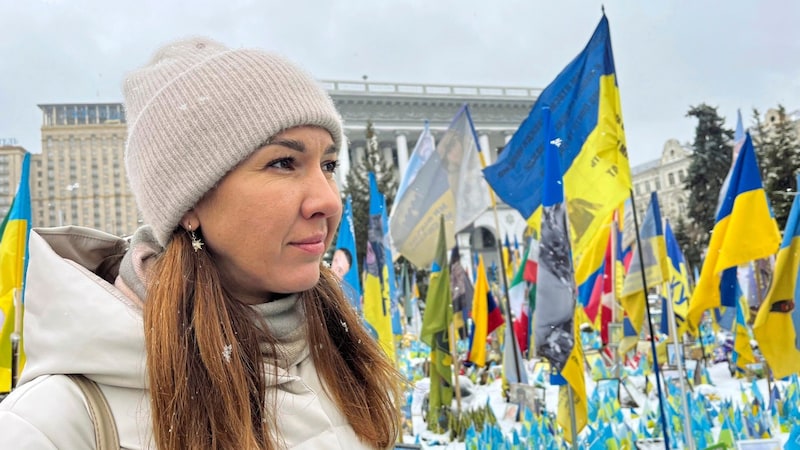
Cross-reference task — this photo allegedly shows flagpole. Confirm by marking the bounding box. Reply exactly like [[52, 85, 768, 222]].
[[611, 211, 621, 381], [629, 190, 670, 449], [11, 288, 21, 390], [665, 281, 695, 450], [566, 385, 579, 450], [752, 262, 773, 397], [448, 320, 463, 417], [474, 132, 523, 385]]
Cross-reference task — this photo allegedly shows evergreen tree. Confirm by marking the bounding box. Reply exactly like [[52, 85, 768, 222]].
[[751, 105, 800, 230], [683, 104, 733, 254], [341, 120, 398, 267], [673, 216, 702, 274]]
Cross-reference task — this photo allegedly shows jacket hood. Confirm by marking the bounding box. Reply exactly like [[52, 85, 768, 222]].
[[19, 227, 147, 389]]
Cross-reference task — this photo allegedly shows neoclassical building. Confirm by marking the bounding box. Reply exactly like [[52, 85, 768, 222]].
[[327, 80, 538, 271]]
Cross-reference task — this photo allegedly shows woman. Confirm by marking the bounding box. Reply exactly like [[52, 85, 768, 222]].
[[0, 37, 403, 449]]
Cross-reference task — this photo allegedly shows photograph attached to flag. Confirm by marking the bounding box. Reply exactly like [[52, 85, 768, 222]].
[[483, 14, 631, 258], [390, 105, 491, 268], [687, 133, 781, 330], [332, 196, 362, 313]]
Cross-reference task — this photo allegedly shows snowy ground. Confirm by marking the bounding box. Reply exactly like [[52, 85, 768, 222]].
[[401, 357, 791, 449]]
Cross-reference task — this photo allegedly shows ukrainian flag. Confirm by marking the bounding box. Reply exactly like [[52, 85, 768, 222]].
[[483, 15, 631, 258], [664, 220, 690, 334], [363, 173, 395, 361], [619, 192, 669, 337], [0, 152, 31, 392], [753, 173, 800, 379], [686, 133, 780, 330]]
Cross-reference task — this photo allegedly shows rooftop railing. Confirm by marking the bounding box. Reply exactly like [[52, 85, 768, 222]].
[[321, 80, 541, 99]]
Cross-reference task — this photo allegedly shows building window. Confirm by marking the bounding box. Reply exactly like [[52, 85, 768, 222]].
[[679, 170, 686, 182], [655, 178, 661, 190], [644, 181, 651, 193], [668, 172, 675, 186]]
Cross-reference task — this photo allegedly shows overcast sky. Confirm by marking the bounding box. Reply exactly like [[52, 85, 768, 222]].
[[2, 0, 798, 167]]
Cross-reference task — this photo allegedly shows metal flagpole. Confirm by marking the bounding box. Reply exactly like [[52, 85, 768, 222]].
[[665, 281, 695, 450], [629, 190, 671, 449]]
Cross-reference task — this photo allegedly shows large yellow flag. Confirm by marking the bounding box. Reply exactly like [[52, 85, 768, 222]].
[[0, 153, 31, 392], [753, 174, 800, 379]]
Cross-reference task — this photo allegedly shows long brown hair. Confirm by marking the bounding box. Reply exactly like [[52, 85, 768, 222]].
[[144, 230, 403, 449]]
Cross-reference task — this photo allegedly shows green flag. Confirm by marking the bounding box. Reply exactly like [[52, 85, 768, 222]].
[[420, 216, 453, 430]]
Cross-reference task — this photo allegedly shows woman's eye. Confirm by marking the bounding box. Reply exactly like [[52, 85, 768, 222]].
[[323, 160, 340, 173], [268, 157, 294, 170]]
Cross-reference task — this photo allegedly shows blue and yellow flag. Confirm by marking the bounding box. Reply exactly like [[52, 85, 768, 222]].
[[483, 15, 631, 258], [0, 152, 31, 392], [390, 106, 491, 268], [687, 133, 781, 330], [664, 220, 690, 335], [333, 196, 361, 313], [363, 173, 395, 361], [753, 173, 800, 379], [419, 216, 454, 429], [732, 286, 756, 377], [620, 192, 668, 336]]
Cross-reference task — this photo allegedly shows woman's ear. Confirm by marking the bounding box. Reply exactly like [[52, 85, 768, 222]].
[[180, 209, 200, 231]]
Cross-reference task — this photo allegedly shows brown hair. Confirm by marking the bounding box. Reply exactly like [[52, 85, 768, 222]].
[[144, 231, 404, 450]]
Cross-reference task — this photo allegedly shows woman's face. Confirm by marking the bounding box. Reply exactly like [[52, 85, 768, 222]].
[[184, 126, 342, 304]]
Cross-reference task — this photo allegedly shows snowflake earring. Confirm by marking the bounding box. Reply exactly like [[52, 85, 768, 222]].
[[187, 224, 204, 252]]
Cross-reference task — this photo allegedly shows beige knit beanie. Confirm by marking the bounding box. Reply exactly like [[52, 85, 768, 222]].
[[123, 37, 344, 246]]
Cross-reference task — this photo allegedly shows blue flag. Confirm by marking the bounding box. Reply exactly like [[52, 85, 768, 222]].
[[333, 196, 361, 312], [483, 15, 631, 258]]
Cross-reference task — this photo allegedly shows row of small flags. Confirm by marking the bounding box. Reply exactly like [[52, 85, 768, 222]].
[[399, 327, 800, 448], [451, 373, 800, 449]]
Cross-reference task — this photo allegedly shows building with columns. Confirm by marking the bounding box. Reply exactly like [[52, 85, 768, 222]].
[[8, 81, 539, 272], [325, 80, 539, 271]]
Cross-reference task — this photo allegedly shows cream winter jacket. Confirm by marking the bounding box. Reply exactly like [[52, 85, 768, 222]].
[[0, 227, 375, 449]]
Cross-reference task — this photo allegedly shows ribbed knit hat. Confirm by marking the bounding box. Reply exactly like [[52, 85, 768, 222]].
[[123, 37, 344, 247]]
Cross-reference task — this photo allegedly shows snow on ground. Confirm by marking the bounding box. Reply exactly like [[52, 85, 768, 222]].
[[401, 357, 791, 449]]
